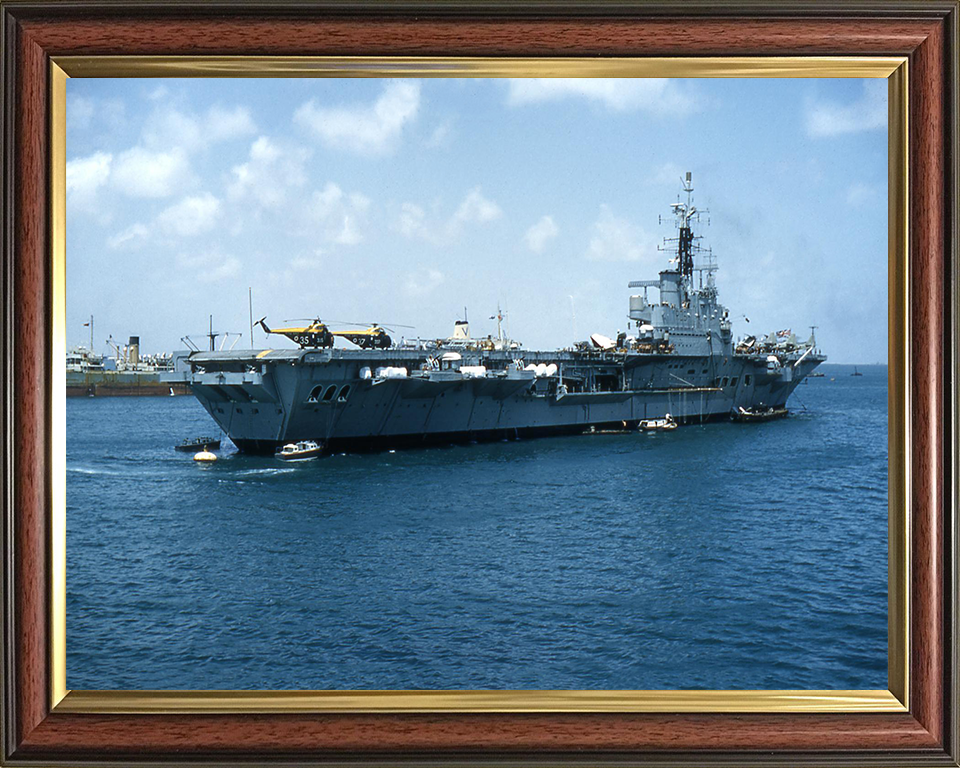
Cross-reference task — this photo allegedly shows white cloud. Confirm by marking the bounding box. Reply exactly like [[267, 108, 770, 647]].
[[107, 222, 149, 250], [199, 258, 240, 283], [99, 100, 127, 131], [506, 79, 697, 115], [176, 250, 240, 283], [806, 81, 886, 137], [106, 192, 220, 251], [228, 137, 309, 211], [156, 192, 221, 236], [426, 120, 453, 148], [290, 251, 324, 271], [228, 138, 370, 242], [205, 106, 257, 143], [453, 188, 502, 225], [142, 103, 256, 153], [404, 268, 444, 297], [71, 99, 245, 203], [66, 151, 112, 207], [308, 183, 371, 245], [68, 97, 126, 137], [650, 162, 689, 186], [586, 205, 659, 262], [396, 202, 427, 238], [524, 215, 559, 253], [67, 96, 95, 130], [142, 107, 204, 152], [294, 81, 420, 155], [111, 146, 190, 198], [394, 188, 502, 245]]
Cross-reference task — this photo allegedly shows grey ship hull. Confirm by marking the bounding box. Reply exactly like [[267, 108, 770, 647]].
[[185, 347, 824, 454]]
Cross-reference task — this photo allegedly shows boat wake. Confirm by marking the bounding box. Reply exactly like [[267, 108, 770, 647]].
[[68, 465, 126, 477], [234, 467, 299, 477]]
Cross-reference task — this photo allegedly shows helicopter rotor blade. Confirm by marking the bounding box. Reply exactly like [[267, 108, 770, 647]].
[[363, 321, 415, 330], [331, 320, 415, 331]]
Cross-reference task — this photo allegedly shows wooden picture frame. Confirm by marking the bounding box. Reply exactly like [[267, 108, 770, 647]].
[[2, 2, 957, 765]]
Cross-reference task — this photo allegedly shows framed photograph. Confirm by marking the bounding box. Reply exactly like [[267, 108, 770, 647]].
[[2, 2, 957, 766]]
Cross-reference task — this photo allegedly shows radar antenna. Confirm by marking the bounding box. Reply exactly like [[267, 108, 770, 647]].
[[659, 171, 716, 291], [675, 172, 696, 279], [489, 303, 507, 342]]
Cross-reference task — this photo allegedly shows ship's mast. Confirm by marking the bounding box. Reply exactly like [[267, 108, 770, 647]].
[[83, 314, 94, 354], [208, 315, 220, 351], [675, 173, 696, 279], [662, 172, 716, 294], [491, 303, 505, 343]]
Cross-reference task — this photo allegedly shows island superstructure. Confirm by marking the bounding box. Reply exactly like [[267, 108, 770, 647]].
[[179, 173, 826, 453]]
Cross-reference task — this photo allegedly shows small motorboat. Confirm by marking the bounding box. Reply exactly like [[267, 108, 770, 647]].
[[193, 449, 217, 463], [276, 440, 324, 461], [176, 437, 221, 452], [639, 414, 678, 432], [731, 406, 789, 423]]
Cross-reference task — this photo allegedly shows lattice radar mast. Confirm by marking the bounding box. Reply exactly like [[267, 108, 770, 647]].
[[660, 172, 717, 297]]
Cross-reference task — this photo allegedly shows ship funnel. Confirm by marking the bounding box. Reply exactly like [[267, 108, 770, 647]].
[[128, 336, 140, 365]]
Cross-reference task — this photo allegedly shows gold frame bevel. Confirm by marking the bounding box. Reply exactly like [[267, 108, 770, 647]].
[[49, 56, 909, 715]]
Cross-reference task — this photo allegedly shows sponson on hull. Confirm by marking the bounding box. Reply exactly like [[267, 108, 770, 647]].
[[178, 173, 826, 454]]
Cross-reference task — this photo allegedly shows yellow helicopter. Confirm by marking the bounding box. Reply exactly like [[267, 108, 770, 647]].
[[255, 318, 334, 349], [256, 318, 406, 350]]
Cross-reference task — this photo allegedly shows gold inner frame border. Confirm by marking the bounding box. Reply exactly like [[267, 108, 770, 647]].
[[48, 55, 909, 715]]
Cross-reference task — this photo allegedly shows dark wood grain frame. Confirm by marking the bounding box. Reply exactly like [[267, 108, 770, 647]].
[[1, 1, 958, 765]]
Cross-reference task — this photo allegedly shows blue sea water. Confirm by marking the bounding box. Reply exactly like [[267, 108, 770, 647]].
[[66, 363, 887, 690]]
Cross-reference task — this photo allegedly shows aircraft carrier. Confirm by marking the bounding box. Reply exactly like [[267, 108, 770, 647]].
[[180, 174, 826, 454]]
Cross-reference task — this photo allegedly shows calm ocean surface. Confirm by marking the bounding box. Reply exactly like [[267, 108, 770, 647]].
[[66, 363, 887, 690]]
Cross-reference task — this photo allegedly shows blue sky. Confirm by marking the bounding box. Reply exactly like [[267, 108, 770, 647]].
[[66, 77, 887, 363]]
